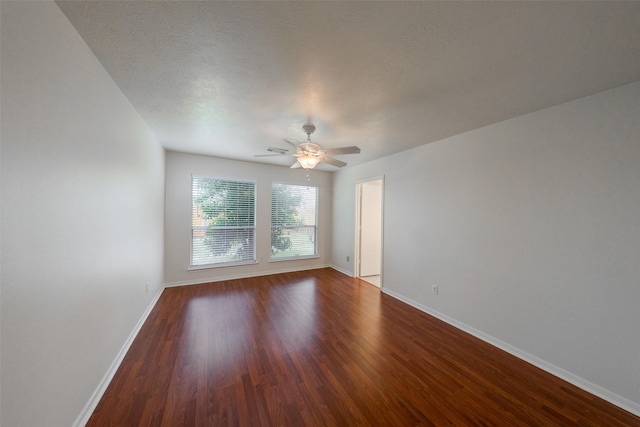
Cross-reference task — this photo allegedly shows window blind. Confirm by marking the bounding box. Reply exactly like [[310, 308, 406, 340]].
[[271, 183, 318, 259], [191, 176, 256, 267]]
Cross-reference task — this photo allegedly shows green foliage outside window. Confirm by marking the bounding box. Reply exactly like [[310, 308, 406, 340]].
[[271, 184, 301, 254], [271, 183, 317, 259], [192, 178, 255, 264]]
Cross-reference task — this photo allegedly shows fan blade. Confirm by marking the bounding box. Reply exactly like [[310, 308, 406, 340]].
[[254, 154, 291, 157], [321, 156, 347, 168], [283, 138, 301, 150], [322, 146, 361, 155], [267, 146, 289, 154], [290, 161, 302, 169]]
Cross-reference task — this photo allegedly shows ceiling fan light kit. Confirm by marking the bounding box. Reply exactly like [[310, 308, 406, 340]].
[[298, 154, 320, 169], [256, 122, 361, 170]]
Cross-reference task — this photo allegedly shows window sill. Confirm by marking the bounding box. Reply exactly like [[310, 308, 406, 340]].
[[188, 260, 258, 271], [269, 255, 320, 263]]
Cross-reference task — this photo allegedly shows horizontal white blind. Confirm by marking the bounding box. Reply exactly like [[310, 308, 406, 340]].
[[192, 176, 256, 266], [271, 183, 318, 259]]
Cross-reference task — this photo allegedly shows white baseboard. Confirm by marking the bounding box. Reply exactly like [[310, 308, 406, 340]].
[[329, 264, 353, 277], [382, 288, 640, 417], [73, 288, 164, 427], [164, 264, 331, 288]]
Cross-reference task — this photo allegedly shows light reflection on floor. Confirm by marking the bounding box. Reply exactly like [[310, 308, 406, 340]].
[[179, 275, 385, 388], [268, 278, 318, 352], [183, 291, 253, 384], [352, 278, 382, 370]]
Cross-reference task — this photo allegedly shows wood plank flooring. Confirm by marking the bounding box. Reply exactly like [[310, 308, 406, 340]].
[[88, 268, 640, 426]]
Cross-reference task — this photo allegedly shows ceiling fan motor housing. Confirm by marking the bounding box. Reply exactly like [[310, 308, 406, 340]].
[[300, 142, 321, 154]]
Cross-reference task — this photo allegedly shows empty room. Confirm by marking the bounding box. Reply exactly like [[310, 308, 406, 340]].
[[1, 1, 639, 426]]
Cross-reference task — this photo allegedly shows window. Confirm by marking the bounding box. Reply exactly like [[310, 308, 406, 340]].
[[191, 176, 256, 267], [271, 183, 318, 260]]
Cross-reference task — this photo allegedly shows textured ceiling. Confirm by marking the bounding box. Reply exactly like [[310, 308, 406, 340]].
[[56, 1, 640, 170]]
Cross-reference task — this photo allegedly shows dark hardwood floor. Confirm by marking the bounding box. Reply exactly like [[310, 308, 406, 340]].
[[88, 268, 640, 426]]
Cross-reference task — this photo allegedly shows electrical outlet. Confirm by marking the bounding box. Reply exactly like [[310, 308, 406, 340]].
[[346, 255, 350, 262], [431, 285, 438, 295]]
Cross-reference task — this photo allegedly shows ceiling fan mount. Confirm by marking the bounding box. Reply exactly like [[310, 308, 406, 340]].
[[255, 122, 361, 170], [302, 123, 316, 137]]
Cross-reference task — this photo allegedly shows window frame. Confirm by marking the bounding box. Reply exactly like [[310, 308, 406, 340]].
[[270, 182, 319, 262], [190, 175, 257, 269]]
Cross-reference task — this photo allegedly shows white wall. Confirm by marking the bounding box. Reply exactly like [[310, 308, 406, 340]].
[[333, 81, 640, 413], [1, 3, 165, 426], [164, 151, 332, 286]]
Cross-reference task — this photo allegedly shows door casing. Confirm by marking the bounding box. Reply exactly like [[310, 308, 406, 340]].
[[355, 176, 384, 288]]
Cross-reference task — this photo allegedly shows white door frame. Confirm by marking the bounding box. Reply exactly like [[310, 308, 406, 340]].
[[355, 176, 384, 288]]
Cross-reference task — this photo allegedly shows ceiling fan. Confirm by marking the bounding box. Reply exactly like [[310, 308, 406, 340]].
[[256, 123, 360, 169]]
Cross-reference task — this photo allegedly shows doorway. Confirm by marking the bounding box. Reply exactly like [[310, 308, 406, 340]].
[[355, 177, 384, 288]]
